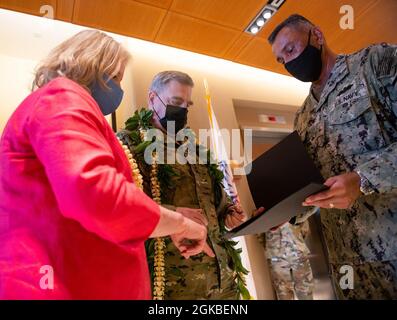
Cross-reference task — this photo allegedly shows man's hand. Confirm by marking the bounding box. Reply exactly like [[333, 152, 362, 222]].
[[170, 217, 215, 259], [224, 204, 246, 230], [176, 207, 208, 227], [303, 172, 361, 209]]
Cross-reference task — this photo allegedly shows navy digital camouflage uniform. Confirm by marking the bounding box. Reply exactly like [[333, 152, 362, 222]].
[[117, 130, 239, 300], [260, 222, 314, 300], [293, 43, 397, 299]]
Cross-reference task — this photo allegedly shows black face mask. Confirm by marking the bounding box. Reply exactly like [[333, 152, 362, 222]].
[[153, 94, 188, 133], [284, 31, 323, 82]]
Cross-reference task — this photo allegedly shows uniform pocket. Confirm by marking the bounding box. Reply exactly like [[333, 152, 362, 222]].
[[326, 95, 387, 156], [328, 94, 371, 124]]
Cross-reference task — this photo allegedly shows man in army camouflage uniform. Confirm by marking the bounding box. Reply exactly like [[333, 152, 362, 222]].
[[263, 221, 314, 300], [268, 14, 397, 299], [118, 71, 251, 299]]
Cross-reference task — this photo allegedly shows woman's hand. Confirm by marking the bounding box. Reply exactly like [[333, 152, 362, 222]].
[[171, 218, 215, 259], [176, 207, 208, 227], [150, 206, 214, 259]]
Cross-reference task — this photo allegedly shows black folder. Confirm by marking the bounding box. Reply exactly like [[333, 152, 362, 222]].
[[224, 131, 328, 239]]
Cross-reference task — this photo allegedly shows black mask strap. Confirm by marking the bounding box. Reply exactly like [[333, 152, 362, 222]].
[[152, 92, 167, 120], [155, 92, 167, 107]]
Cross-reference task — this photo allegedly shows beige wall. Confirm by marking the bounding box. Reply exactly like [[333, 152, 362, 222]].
[[0, 54, 36, 131], [0, 9, 312, 299], [234, 105, 296, 132]]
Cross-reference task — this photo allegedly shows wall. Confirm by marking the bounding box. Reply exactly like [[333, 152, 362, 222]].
[[234, 104, 296, 132], [0, 9, 312, 299], [0, 54, 36, 130]]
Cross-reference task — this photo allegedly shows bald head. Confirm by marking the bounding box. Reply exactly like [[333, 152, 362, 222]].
[[268, 14, 314, 45], [269, 14, 325, 65]]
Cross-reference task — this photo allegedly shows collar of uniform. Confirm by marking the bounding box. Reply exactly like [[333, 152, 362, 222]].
[[311, 54, 350, 112]]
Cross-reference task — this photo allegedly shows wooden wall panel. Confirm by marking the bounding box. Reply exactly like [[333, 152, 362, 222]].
[[56, 0, 74, 22], [171, 0, 268, 30], [72, 0, 167, 41], [329, 0, 397, 52], [0, 0, 57, 17], [156, 11, 240, 57], [223, 33, 253, 61], [134, 0, 173, 9], [236, 36, 288, 75]]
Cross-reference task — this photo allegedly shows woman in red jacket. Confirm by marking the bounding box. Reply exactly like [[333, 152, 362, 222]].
[[0, 30, 213, 299]]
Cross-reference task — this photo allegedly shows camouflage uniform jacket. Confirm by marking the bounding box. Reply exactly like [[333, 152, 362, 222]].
[[265, 222, 310, 262], [294, 43, 397, 265], [117, 129, 238, 299]]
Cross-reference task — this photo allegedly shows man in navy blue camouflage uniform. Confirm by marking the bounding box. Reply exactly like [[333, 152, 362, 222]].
[[268, 14, 397, 299]]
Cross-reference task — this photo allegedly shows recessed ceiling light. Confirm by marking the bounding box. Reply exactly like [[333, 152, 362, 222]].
[[245, 0, 286, 35], [270, 0, 286, 9], [256, 18, 265, 27], [250, 26, 259, 34], [263, 10, 272, 19]]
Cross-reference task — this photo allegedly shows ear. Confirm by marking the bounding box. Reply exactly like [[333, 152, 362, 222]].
[[312, 27, 325, 46], [148, 91, 156, 108]]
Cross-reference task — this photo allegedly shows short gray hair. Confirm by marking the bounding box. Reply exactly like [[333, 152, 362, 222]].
[[268, 14, 314, 45], [150, 70, 194, 93]]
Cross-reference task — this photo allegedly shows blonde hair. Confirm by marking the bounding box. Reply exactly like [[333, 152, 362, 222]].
[[33, 29, 130, 91]]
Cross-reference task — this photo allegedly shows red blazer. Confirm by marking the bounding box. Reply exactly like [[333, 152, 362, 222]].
[[0, 77, 160, 299]]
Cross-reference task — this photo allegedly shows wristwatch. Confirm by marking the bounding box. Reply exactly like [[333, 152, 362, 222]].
[[356, 170, 375, 196]]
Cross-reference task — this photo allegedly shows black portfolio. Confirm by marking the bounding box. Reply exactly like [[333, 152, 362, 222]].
[[225, 131, 327, 239]]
